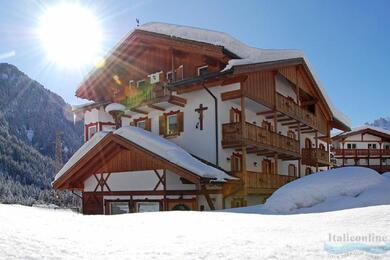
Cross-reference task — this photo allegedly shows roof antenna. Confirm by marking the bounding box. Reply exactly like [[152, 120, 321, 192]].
[[136, 18, 140, 27]]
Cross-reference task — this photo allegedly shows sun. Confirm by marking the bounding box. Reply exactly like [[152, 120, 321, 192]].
[[38, 3, 102, 68]]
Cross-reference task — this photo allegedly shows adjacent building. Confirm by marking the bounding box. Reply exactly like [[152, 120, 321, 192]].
[[52, 22, 350, 214], [332, 126, 390, 173]]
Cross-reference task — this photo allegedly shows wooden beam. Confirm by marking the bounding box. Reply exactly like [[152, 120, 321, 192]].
[[256, 110, 274, 116], [168, 95, 187, 107], [147, 104, 165, 111], [131, 108, 148, 115], [83, 189, 221, 196], [221, 89, 242, 101]]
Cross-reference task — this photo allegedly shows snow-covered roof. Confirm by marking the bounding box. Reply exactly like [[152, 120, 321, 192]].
[[54, 126, 234, 183], [54, 131, 109, 181], [138, 22, 351, 129], [333, 125, 390, 138], [105, 103, 125, 113]]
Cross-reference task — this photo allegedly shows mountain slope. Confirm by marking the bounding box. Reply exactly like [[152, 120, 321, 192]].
[[367, 117, 390, 130], [0, 63, 82, 206], [0, 63, 83, 161]]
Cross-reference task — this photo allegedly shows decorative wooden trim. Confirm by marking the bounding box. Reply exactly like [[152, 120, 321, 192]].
[[221, 89, 242, 101]]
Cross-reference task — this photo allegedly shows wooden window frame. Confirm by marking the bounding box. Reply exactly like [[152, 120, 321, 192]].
[[131, 116, 151, 131], [288, 164, 296, 177], [231, 152, 243, 173], [159, 110, 184, 137], [88, 125, 97, 140], [137, 80, 145, 88], [197, 65, 208, 76]]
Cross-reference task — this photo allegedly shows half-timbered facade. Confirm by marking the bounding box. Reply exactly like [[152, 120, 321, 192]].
[[53, 22, 351, 214], [332, 126, 390, 173]]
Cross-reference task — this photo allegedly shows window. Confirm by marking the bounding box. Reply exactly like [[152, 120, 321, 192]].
[[305, 167, 312, 176], [166, 71, 173, 82], [110, 201, 129, 215], [319, 143, 326, 150], [231, 198, 247, 208], [167, 114, 178, 135], [231, 153, 242, 173], [137, 202, 160, 213], [88, 125, 97, 140], [288, 164, 296, 177], [137, 120, 146, 130], [129, 80, 135, 88], [197, 65, 208, 76], [368, 143, 377, 149], [159, 111, 184, 137], [347, 143, 356, 149], [305, 138, 312, 149], [385, 144, 390, 150], [137, 80, 145, 88]]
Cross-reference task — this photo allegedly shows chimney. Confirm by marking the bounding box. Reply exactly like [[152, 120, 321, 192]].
[[105, 103, 126, 129]]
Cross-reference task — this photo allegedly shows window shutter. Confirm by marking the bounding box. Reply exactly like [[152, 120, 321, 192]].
[[177, 111, 184, 132], [159, 115, 166, 135], [145, 118, 152, 131]]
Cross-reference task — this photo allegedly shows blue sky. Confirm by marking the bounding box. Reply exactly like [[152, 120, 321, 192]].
[[0, 0, 389, 127]]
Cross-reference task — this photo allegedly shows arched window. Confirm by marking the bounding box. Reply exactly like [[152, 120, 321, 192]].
[[305, 138, 312, 149], [305, 167, 312, 175], [319, 143, 326, 150]]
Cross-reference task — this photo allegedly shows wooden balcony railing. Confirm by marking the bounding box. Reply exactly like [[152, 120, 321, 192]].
[[222, 122, 300, 156], [302, 148, 330, 167], [334, 149, 390, 157], [276, 93, 327, 134], [234, 171, 296, 190]]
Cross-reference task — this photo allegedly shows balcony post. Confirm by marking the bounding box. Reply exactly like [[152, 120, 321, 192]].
[[240, 96, 248, 187], [272, 111, 279, 175], [298, 122, 302, 177], [315, 131, 319, 172]]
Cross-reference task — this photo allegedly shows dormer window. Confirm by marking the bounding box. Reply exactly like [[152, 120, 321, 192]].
[[197, 65, 208, 76], [129, 80, 135, 88], [137, 120, 146, 129], [166, 71, 173, 82], [137, 80, 145, 88]]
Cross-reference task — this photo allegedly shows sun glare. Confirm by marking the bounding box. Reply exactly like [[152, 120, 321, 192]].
[[38, 3, 102, 69]]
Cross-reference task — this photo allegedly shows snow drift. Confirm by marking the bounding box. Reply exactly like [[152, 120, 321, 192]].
[[264, 167, 390, 214]]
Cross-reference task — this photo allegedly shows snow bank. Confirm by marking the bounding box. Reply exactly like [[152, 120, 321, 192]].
[[1, 204, 390, 259], [115, 126, 234, 182], [264, 167, 387, 213]]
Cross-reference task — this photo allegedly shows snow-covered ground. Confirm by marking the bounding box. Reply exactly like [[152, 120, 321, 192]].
[[2, 166, 390, 259], [0, 204, 389, 259]]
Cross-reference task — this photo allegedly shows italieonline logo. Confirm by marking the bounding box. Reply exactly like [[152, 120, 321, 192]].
[[324, 233, 390, 256]]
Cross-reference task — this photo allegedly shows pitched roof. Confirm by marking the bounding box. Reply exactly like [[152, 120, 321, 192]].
[[137, 22, 351, 129], [332, 125, 390, 140], [54, 126, 235, 186]]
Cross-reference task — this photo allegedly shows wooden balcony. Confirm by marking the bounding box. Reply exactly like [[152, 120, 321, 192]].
[[233, 171, 296, 193], [302, 148, 330, 167], [334, 149, 390, 157], [125, 85, 187, 112], [276, 93, 327, 134], [222, 122, 300, 159]]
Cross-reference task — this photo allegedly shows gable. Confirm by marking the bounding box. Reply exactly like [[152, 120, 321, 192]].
[[76, 30, 233, 102]]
